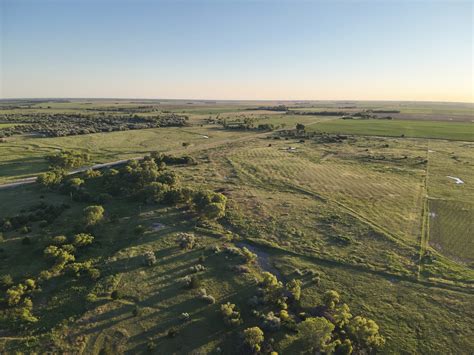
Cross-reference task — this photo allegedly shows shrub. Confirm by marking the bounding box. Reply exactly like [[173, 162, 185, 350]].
[[0, 274, 14, 289], [221, 302, 242, 326], [88, 268, 101, 280], [143, 250, 157, 266], [73, 233, 94, 247], [189, 264, 206, 273], [198, 288, 216, 304], [180, 312, 190, 322], [242, 327, 264, 353], [51, 235, 68, 245], [241, 247, 257, 264], [262, 311, 281, 331], [177, 233, 196, 250], [83, 205, 105, 226]]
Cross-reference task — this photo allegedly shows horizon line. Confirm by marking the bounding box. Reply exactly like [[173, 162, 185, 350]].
[[1, 97, 473, 105]]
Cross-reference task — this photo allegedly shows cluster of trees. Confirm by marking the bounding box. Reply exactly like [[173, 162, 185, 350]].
[[0, 202, 68, 233], [221, 117, 277, 132], [218, 270, 384, 354], [276, 129, 349, 144], [0, 112, 189, 137], [37, 152, 227, 221], [247, 105, 288, 112], [46, 150, 90, 169], [97, 155, 227, 220], [42, 231, 98, 279], [0, 230, 100, 325]]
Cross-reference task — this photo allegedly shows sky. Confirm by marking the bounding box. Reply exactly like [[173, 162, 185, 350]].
[[0, 0, 472, 102]]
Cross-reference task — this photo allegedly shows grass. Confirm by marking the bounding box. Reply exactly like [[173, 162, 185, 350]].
[[0, 100, 473, 354], [428, 199, 474, 263], [307, 118, 474, 141]]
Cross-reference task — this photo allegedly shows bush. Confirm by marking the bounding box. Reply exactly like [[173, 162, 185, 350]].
[[198, 289, 216, 304], [73, 233, 94, 247], [0, 274, 14, 288], [51, 235, 68, 245], [83, 205, 105, 226], [221, 302, 242, 326], [177, 233, 196, 250], [242, 327, 264, 353], [143, 250, 157, 266]]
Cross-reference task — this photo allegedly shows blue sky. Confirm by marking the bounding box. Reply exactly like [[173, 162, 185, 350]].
[[1, 0, 472, 101]]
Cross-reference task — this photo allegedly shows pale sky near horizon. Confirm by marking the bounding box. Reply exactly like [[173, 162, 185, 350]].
[[1, 0, 473, 102]]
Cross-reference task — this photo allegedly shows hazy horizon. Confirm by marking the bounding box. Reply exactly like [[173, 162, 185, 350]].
[[1, 0, 473, 102]]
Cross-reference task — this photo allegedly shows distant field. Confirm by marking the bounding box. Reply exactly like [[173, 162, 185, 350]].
[[308, 119, 474, 141]]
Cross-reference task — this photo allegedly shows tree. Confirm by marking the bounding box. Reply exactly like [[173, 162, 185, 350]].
[[177, 233, 196, 250], [241, 247, 257, 264], [286, 279, 302, 302], [6, 284, 26, 306], [333, 303, 352, 328], [68, 177, 85, 189], [296, 123, 305, 131], [83, 205, 105, 226], [335, 339, 353, 355], [260, 272, 283, 305], [347, 316, 385, 351], [323, 290, 340, 310], [0, 274, 14, 289], [46, 150, 90, 169], [297, 317, 336, 353], [143, 250, 157, 266], [243, 326, 264, 353], [220, 302, 242, 326], [37, 169, 66, 188], [191, 190, 227, 220], [73, 233, 94, 247]]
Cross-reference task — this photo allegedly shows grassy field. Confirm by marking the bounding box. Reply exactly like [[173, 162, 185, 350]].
[[0, 100, 473, 353], [308, 119, 474, 141]]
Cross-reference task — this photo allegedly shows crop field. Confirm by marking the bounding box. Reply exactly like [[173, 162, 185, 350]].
[[307, 119, 474, 141], [0, 100, 473, 354]]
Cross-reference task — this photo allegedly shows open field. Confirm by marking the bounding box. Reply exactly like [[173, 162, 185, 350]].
[[0, 100, 473, 354], [308, 119, 474, 141]]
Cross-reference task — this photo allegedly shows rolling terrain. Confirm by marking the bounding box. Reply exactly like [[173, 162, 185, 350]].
[[0, 100, 472, 354]]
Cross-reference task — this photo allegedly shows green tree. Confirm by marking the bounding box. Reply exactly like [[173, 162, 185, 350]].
[[243, 326, 264, 353], [6, 284, 27, 306], [333, 303, 352, 328], [83, 205, 105, 226], [192, 190, 227, 220], [347, 316, 385, 351], [286, 279, 302, 302], [46, 150, 90, 169], [260, 272, 283, 305], [220, 302, 242, 326], [297, 317, 336, 353], [296, 123, 305, 131], [37, 169, 66, 188], [177, 233, 196, 250], [73, 233, 94, 247], [323, 290, 340, 310]]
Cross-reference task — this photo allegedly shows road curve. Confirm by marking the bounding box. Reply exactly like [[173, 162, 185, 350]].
[[0, 157, 143, 190]]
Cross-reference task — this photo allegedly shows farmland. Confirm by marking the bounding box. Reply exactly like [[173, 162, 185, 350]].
[[0, 100, 473, 353]]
